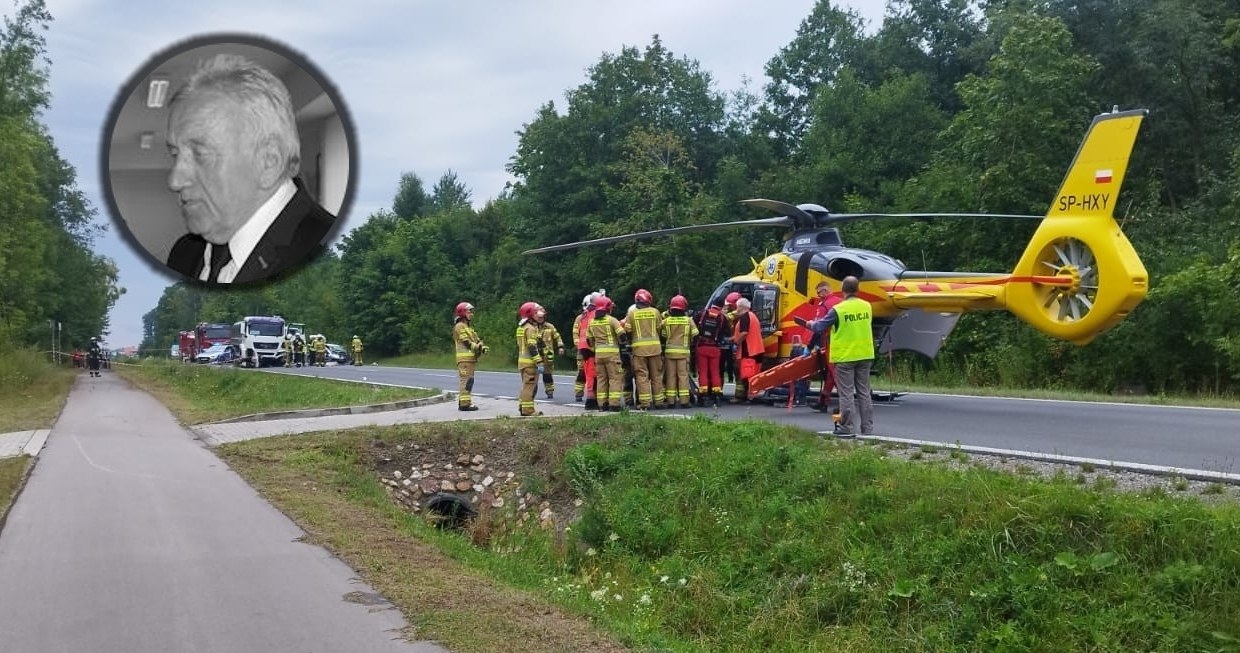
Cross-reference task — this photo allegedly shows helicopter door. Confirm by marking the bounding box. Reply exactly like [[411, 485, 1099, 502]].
[[751, 286, 779, 337]]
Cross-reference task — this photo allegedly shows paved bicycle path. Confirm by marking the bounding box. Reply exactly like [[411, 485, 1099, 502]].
[[0, 373, 448, 653]]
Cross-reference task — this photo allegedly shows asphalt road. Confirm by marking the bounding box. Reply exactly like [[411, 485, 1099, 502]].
[[271, 363, 1240, 475], [0, 373, 445, 653]]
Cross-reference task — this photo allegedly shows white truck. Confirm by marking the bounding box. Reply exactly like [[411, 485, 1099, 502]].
[[230, 316, 287, 368]]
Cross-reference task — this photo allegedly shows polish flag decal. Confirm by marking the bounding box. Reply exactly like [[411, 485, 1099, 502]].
[[1095, 169, 1113, 184]]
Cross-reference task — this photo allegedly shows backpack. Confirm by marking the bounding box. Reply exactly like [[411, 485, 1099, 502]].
[[698, 307, 726, 344]]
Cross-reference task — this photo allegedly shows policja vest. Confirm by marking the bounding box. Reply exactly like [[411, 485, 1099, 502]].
[[828, 296, 874, 363]]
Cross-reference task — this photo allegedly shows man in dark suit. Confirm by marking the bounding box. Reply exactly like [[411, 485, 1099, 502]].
[[165, 53, 334, 284]]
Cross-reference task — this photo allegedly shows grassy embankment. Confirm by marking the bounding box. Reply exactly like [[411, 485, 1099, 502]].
[[115, 359, 439, 424], [0, 348, 77, 433], [218, 414, 1240, 653], [0, 349, 74, 530]]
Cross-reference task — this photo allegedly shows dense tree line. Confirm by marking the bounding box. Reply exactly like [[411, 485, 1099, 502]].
[[143, 0, 1240, 395], [0, 1, 122, 353]]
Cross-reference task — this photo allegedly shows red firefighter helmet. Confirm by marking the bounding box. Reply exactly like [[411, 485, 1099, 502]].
[[455, 302, 474, 318], [634, 288, 653, 304], [593, 295, 614, 311], [519, 301, 540, 320], [725, 291, 741, 308], [669, 295, 688, 310]]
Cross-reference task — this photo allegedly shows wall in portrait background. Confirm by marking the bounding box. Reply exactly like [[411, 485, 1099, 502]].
[[104, 37, 353, 278]]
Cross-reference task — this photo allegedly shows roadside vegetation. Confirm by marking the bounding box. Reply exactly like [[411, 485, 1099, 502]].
[[0, 349, 77, 432], [0, 455, 32, 528], [115, 359, 438, 424], [220, 415, 1240, 653]]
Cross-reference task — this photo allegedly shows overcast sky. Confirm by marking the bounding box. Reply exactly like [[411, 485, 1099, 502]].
[[32, 0, 887, 349]]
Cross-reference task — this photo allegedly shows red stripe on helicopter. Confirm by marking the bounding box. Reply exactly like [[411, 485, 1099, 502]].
[[1095, 169, 1113, 184]]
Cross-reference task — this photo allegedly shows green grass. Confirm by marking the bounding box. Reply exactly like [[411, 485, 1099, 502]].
[[0, 455, 32, 529], [220, 415, 1240, 653], [115, 359, 438, 424], [0, 349, 77, 432]]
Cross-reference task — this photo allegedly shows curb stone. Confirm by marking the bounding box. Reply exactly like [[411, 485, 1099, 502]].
[[211, 391, 456, 424]]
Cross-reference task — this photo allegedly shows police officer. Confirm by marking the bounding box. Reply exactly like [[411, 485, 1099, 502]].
[[453, 302, 486, 411], [516, 302, 544, 416], [796, 275, 874, 436]]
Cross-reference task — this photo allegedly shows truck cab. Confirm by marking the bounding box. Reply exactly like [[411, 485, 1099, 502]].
[[230, 316, 287, 368]]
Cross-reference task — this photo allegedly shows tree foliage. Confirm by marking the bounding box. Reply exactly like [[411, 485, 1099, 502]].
[[140, 1, 1240, 394]]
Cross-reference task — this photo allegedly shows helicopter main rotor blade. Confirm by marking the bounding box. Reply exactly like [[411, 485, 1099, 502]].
[[740, 199, 818, 227], [825, 212, 1044, 222], [522, 217, 793, 255]]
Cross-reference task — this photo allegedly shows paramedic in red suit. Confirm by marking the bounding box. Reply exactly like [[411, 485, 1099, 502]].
[[812, 281, 843, 411], [731, 297, 764, 402]]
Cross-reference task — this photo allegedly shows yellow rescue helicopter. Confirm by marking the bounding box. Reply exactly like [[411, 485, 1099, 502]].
[[525, 109, 1149, 363]]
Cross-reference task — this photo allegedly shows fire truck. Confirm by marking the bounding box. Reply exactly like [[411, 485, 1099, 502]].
[[177, 322, 233, 362]]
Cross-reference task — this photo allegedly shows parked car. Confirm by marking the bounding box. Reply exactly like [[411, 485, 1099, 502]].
[[325, 343, 352, 365], [195, 343, 236, 365]]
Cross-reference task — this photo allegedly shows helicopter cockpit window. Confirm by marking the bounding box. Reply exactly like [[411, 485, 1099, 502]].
[[752, 286, 779, 336]]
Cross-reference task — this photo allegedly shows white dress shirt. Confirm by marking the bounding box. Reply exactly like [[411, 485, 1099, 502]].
[[198, 179, 297, 283]]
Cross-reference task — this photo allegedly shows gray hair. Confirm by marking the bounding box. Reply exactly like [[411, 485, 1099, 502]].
[[736, 298, 751, 310], [171, 53, 301, 178]]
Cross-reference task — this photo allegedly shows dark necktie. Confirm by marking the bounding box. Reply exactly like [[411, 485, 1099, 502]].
[[208, 244, 232, 283]]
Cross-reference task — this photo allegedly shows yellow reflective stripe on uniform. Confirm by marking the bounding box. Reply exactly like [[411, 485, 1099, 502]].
[[455, 322, 479, 362], [516, 324, 540, 366], [589, 317, 620, 355], [661, 315, 695, 355], [628, 307, 661, 347]]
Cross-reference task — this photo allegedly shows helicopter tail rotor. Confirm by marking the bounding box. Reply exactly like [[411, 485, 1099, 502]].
[[1005, 109, 1149, 345]]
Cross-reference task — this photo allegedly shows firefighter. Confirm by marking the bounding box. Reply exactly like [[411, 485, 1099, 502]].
[[312, 335, 327, 367], [534, 306, 565, 399], [87, 337, 103, 377], [694, 296, 730, 407], [586, 295, 625, 411], [282, 333, 293, 367], [571, 292, 601, 407], [661, 295, 698, 408], [516, 302, 544, 416], [351, 334, 364, 365], [453, 302, 486, 411], [732, 297, 765, 403], [623, 288, 665, 410], [292, 334, 305, 367]]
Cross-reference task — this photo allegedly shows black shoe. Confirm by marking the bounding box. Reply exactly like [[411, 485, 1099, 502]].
[[458, 405, 479, 412], [833, 425, 854, 438], [584, 398, 599, 410], [575, 393, 583, 402]]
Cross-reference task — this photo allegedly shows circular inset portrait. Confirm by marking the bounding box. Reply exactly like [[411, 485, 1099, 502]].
[[103, 34, 356, 285]]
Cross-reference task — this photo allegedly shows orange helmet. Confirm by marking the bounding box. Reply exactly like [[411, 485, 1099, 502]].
[[455, 302, 474, 318], [725, 292, 741, 307], [593, 295, 613, 311], [634, 288, 653, 304], [669, 295, 688, 310], [519, 301, 540, 320]]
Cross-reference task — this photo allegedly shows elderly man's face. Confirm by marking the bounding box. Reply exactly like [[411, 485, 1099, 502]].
[[166, 90, 270, 244]]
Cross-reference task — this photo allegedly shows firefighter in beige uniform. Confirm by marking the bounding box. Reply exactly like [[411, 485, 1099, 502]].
[[516, 302, 544, 416], [586, 295, 626, 411], [453, 302, 486, 411], [534, 306, 565, 399], [624, 288, 665, 410], [660, 294, 698, 408]]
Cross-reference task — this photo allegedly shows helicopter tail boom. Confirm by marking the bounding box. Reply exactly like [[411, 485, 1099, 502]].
[[1004, 109, 1149, 344], [887, 110, 1149, 344]]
